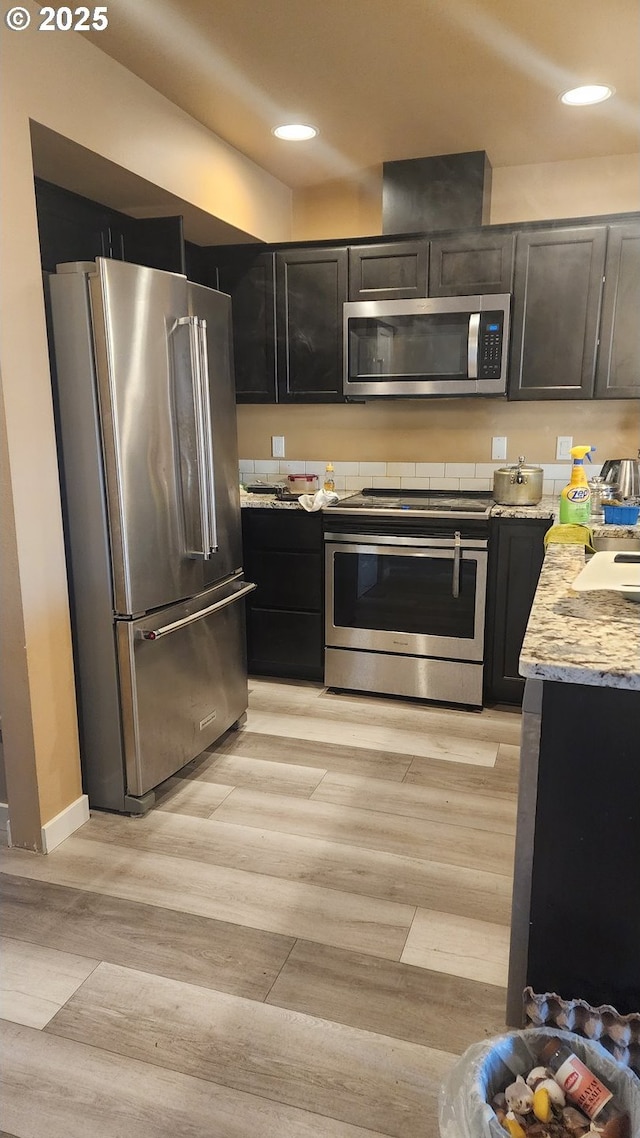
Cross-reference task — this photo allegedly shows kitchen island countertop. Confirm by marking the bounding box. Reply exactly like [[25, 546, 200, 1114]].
[[519, 542, 640, 690]]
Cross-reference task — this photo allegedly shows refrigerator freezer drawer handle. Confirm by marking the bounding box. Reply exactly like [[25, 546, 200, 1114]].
[[137, 582, 256, 640], [196, 317, 219, 555], [467, 313, 480, 380]]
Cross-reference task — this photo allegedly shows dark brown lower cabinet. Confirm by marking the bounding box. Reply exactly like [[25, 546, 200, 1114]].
[[484, 517, 552, 704], [508, 679, 640, 1019], [242, 509, 324, 680]]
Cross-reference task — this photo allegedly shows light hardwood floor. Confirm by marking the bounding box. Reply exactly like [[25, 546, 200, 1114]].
[[0, 677, 521, 1137]]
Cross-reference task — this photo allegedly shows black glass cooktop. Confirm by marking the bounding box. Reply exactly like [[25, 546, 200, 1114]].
[[330, 488, 493, 517]]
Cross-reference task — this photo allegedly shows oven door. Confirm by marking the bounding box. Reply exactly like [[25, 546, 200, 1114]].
[[325, 536, 487, 662]]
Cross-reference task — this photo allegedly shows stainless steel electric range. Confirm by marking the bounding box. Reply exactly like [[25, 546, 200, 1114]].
[[323, 488, 493, 707]]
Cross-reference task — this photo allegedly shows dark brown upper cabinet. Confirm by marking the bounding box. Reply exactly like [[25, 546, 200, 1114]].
[[216, 249, 277, 404], [35, 178, 113, 271], [348, 240, 429, 301], [117, 216, 186, 275], [594, 223, 640, 400], [35, 178, 186, 276], [429, 231, 514, 297], [508, 226, 607, 400], [275, 247, 348, 402]]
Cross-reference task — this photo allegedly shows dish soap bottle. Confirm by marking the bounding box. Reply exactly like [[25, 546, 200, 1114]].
[[323, 462, 335, 492], [559, 445, 594, 524]]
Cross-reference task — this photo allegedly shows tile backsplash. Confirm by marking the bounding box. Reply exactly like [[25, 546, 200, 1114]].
[[240, 458, 604, 497]]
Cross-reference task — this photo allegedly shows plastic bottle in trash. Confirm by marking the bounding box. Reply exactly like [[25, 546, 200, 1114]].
[[323, 463, 335, 492], [539, 1037, 630, 1138]]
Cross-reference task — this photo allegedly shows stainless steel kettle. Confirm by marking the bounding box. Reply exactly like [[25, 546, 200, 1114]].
[[600, 453, 640, 500]]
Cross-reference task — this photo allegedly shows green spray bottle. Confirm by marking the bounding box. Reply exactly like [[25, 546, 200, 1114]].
[[559, 445, 594, 523]]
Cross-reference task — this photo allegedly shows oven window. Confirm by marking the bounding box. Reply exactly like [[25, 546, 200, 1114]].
[[348, 313, 469, 381], [333, 551, 477, 638]]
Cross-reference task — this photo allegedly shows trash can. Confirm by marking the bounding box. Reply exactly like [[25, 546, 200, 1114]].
[[438, 1027, 640, 1138]]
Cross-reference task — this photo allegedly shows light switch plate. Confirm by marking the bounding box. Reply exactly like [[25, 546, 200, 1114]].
[[271, 435, 285, 458], [556, 436, 573, 461], [491, 436, 507, 461]]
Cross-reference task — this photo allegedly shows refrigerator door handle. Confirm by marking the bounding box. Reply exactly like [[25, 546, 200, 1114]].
[[196, 316, 219, 555], [176, 315, 212, 558], [137, 581, 256, 640]]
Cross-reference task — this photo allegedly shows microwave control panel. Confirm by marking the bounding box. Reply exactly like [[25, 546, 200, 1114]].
[[478, 313, 504, 378]]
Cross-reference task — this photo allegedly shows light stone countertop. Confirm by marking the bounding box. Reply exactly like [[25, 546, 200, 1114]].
[[240, 490, 640, 542], [489, 497, 556, 520], [519, 543, 640, 690], [240, 490, 354, 510]]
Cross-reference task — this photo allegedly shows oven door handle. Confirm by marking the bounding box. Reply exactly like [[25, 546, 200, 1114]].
[[452, 531, 461, 598]]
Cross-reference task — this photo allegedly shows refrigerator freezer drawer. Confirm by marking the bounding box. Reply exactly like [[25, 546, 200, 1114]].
[[117, 579, 255, 797]]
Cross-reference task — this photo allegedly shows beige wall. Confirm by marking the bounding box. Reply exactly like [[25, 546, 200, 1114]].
[[237, 400, 640, 465], [292, 168, 383, 240], [490, 154, 640, 224], [0, 26, 291, 847], [292, 153, 640, 239]]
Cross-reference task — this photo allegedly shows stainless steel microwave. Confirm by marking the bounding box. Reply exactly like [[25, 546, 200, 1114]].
[[343, 294, 511, 398]]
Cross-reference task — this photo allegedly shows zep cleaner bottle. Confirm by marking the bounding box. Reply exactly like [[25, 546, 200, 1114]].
[[559, 445, 594, 523]]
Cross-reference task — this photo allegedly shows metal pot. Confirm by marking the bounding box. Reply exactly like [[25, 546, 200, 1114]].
[[600, 455, 640, 501], [492, 455, 544, 506]]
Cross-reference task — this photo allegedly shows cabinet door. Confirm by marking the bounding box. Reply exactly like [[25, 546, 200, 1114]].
[[429, 232, 514, 296], [484, 518, 551, 704], [246, 609, 323, 680], [217, 251, 277, 403], [348, 241, 429, 300], [594, 224, 640, 399], [242, 510, 324, 679], [509, 226, 607, 400], [275, 247, 348, 402], [118, 216, 186, 275], [35, 178, 111, 271]]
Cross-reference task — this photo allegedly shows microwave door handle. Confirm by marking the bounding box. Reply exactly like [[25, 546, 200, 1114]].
[[467, 313, 480, 379], [452, 530, 461, 598]]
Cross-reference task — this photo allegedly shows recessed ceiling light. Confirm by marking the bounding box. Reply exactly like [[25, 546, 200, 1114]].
[[272, 123, 318, 141], [560, 84, 614, 106]]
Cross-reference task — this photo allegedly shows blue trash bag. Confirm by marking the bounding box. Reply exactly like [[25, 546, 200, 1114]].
[[439, 1027, 640, 1138]]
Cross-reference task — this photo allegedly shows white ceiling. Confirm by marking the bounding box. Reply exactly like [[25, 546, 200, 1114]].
[[81, 0, 639, 189]]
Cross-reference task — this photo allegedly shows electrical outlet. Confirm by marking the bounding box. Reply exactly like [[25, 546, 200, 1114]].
[[556, 436, 573, 461], [491, 436, 507, 461], [271, 435, 285, 458]]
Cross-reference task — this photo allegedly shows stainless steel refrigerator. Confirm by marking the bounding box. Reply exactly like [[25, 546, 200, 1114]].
[[48, 257, 255, 813]]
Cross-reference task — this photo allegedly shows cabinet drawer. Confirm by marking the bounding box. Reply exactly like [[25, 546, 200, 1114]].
[[246, 550, 322, 611], [242, 509, 322, 552], [348, 241, 429, 301], [429, 232, 514, 296], [247, 609, 323, 679]]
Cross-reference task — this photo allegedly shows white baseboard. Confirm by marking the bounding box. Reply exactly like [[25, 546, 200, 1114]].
[[41, 794, 90, 853], [0, 802, 8, 829]]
